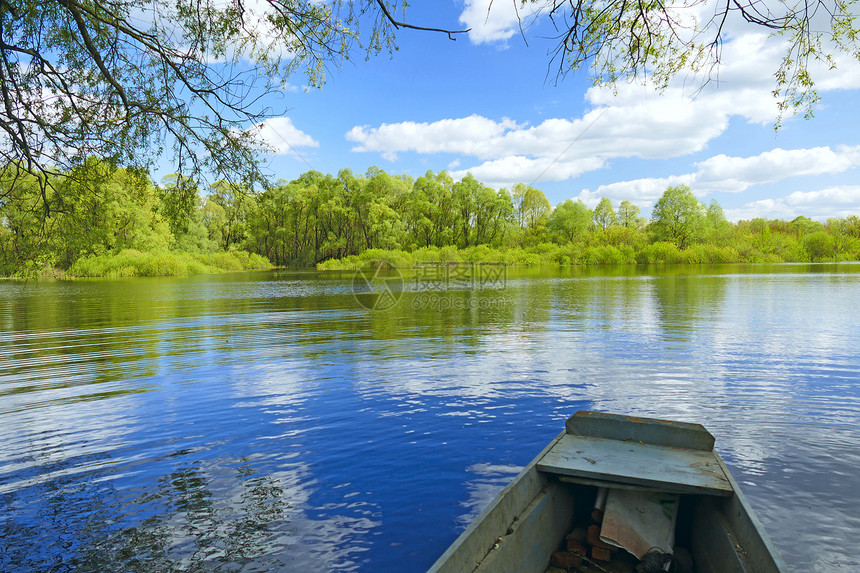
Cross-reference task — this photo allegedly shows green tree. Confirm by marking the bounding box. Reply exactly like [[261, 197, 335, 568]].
[[208, 180, 256, 251], [705, 199, 732, 243], [512, 183, 551, 233], [410, 171, 455, 247], [790, 216, 825, 236], [650, 185, 706, 248], [803, 231, 835, 261], [474, 187, 514, 247], [54, 160, 171, 263], [548, 200, 591, 243], [452, 175, 480, 247], [2, 0, 854, 219], [617, 200, 644, 229], [0, 1, 467, 206], [159, 175, 203, 245], [593, 197, 617, 230]]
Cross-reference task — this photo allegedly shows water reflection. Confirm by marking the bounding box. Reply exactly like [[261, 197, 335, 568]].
[[1, 265, 859, 571]]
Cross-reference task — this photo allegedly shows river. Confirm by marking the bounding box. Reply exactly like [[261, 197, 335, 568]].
[[1, 264, 859, 571]]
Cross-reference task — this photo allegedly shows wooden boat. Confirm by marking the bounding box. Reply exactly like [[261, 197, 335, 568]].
[[428, 411, 786, 573]]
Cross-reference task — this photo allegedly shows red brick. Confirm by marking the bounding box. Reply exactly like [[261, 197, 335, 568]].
[[591, 546, 612, 562], [566, 538, 587, 555], [587, 524, 617, 551], [550, 551, 583, 569]]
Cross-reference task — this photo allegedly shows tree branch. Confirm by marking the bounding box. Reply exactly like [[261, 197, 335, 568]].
[[372, 0, 470, 40]]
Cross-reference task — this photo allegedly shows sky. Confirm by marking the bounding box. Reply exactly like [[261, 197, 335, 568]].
[[237, 0, 860, 222]]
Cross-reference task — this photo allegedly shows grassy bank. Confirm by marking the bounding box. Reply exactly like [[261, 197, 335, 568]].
[[64, 249, 273, 278], [315, 241, 851, 271]]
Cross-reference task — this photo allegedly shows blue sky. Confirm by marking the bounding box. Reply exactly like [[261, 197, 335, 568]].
[[240, 1, 860, 222]]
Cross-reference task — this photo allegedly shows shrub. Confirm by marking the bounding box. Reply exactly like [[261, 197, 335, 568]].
[[581, 245, 626, 265], [67, 248, 270, 277], [636, 242, 681, 264]]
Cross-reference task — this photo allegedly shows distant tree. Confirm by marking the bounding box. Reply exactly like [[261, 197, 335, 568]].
[[593, 197, 617, 230], [473, 186, 514, 246], [452, 175, 480, 247], [705, 199, 732, 242], [617, 200, 643, 229], [512, 184, 551, 232], [790, 216, 825, 236], [548, 199, 591, 242], [650, 185, 706, 248], [159, 175, 201, 240], [803, 231, 835, 261]]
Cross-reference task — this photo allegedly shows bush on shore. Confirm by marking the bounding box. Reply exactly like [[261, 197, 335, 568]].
[[67, 249, 272, 278]]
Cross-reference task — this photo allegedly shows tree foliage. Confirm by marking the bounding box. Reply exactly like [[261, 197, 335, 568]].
[[593, 197, 617, 230], [548, 199, 591, 242], [650, 185, 706, 248], [0, 0, 464, 205], [537, 0, 858, 120], [4, 162, 860, 275], [3, 0, 851, 218]]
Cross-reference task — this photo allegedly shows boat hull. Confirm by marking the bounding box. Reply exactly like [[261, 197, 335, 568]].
[[428, 413, 785, 573]]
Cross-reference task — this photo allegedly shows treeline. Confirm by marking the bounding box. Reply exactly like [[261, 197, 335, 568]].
[[235, 168, 860, 267], [4, 160, 860, 277], [0, 159, 270, 277]]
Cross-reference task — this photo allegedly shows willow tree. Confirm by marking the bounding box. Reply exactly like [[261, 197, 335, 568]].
[[2, 0, 857, 204], [538, 0, 858, 120], [0, 0, 466, 206], [650, 185, 706, 248]]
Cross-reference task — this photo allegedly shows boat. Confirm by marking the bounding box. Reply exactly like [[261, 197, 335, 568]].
[[428, 411, 786, 573]]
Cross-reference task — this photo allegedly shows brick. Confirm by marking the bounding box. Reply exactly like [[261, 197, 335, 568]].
[[566, 538, 587, 555], [591, 546, 612, 562], [550, 551, 583, 569], [587, 524, 617, 551]]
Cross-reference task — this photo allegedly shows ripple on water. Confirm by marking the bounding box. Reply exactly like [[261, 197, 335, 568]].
[[1, 267, 860, 572]]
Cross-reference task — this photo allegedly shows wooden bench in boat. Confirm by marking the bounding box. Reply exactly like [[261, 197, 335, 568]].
[[537, 411, 733, 496]]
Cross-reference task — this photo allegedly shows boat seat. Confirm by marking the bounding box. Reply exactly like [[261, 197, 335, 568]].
[[536, 412, 734, 497]]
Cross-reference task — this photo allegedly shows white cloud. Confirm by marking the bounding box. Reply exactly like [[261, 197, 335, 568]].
[[347, 13, 860, 216], [581, 145, 860, 204], [695, 146, 860, 192], [346, 91, 731, 185], [459, 0, 545, 44], [450, 155, 608, 188], [726, 186, 860, 221], [347, 115, 521, 160], [251, 117, 318, 156], [578, 175, 697, 207], [344, 33, 796, 187]]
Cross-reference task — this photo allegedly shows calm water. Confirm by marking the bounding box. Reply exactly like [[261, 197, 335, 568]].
[[1, 264, 859, 571]]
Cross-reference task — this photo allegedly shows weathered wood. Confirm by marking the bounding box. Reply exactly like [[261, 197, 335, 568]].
[[691, 497, 747, 573], [565, 411, 716, 451], [427, 432, 566, 573], [537, 433, 733, 496], [471, 483, 575, 573], [709, 454, 787, 572], [429, 413, 786, 573]]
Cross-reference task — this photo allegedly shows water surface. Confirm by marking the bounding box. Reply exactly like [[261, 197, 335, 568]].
[[1, 264, 859, 571]]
